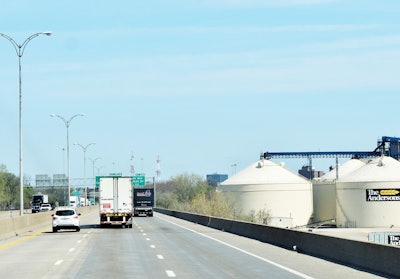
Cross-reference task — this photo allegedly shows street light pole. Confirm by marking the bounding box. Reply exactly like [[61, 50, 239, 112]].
[[74, 143, 96, 205], [1, 31, 52, 216], [50, 113, 84, 205]]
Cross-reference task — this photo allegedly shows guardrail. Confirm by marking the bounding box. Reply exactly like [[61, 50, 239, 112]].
[[155, 208, 400, 278]]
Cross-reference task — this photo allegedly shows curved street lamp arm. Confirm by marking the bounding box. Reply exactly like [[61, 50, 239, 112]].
[[50, 114, 68, 127], [1, 32, 52, 57], [20, 33, 43, 56], [89, 157, 102, 164], [86, 142, 96, 149], [75, 142, 96, 151], [68, 113, 85, 126], [0, 33, 19, 56], [51, 113, 83, 128]]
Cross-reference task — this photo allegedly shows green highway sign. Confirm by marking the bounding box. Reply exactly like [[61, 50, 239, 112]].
[[133, 174, 146, 186]]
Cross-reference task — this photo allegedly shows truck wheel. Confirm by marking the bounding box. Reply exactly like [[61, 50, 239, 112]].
[[52, 228, 58, 233], [76, 227, 80, 232]]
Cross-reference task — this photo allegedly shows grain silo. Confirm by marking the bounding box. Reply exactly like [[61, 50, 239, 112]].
[[312, 159, 366, 225], [336, 156, 400, 228], [218, 159, 313, 228]]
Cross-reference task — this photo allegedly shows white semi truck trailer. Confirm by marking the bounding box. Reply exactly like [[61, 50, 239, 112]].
[[99, 176, 133, 228]]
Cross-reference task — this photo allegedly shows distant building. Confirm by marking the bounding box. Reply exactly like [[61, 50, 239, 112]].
[[207, 173, 228, 186], [298, 165, 324, 179]]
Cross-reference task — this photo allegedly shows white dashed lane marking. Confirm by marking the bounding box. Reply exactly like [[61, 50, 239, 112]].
[[166, 270, 176, 277], [54, 230, 92, 269], [136, 222, 174, 276]]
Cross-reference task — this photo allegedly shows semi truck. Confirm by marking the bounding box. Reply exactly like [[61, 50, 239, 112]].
[[133, 188, 154, 217], [79, 197, 89, 206], [99, 176, 133, 228], [31, 194, 49, 213], [69, 196, 80, 207]]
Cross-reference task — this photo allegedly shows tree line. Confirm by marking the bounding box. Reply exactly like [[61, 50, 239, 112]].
[[0, 164, 68, 210], [155, 173, 271, 224], [0, 164, 35, 210]]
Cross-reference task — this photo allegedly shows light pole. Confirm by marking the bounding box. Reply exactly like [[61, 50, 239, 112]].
[[96, 166, 104, 175], [74, 143, 96, 205], [1, 31, 52, 216], [50, 113, 84, 205], [89, 157, 101, 204]]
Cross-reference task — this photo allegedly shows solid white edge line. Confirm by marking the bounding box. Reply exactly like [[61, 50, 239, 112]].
[[157, 216, 315, 279]]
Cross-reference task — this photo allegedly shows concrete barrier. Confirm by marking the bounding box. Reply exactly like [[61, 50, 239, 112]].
[[0, 206, 98, 240], [155, 208, 400, 278], [0, 211, 53, 239]]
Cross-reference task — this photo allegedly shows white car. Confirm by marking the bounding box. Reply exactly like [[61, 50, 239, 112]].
[[52, 208, 81, 232], [40, 203, 52, 212]]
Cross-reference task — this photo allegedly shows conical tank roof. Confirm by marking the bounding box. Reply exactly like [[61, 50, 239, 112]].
[[313, 159, 366, 182], [339, 156, 400, 182], [220, 159, 309, 186]]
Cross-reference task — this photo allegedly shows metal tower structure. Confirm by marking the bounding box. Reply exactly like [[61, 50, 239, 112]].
[[261, 136, 400, 179], [262, 136, 400, 161], [156, 155, 161, 181], [130, 151, 135, 176]]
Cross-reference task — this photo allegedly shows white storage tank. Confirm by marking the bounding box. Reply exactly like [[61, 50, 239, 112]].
[[312, 159, 365, 224], [336, 156, 400, 228], [218, 159, 313, 228]]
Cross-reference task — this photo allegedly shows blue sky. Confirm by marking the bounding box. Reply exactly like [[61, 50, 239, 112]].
[[1, 0, 400, 186]]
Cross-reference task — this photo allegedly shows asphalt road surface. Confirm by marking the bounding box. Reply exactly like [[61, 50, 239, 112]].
[[0, 210, 390, 279]]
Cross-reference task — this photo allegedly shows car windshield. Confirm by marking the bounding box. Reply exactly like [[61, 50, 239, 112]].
[[56, 210, 75, 216]]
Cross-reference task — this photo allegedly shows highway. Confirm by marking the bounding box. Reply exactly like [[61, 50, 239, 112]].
[[0, 210, 388, 279]]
